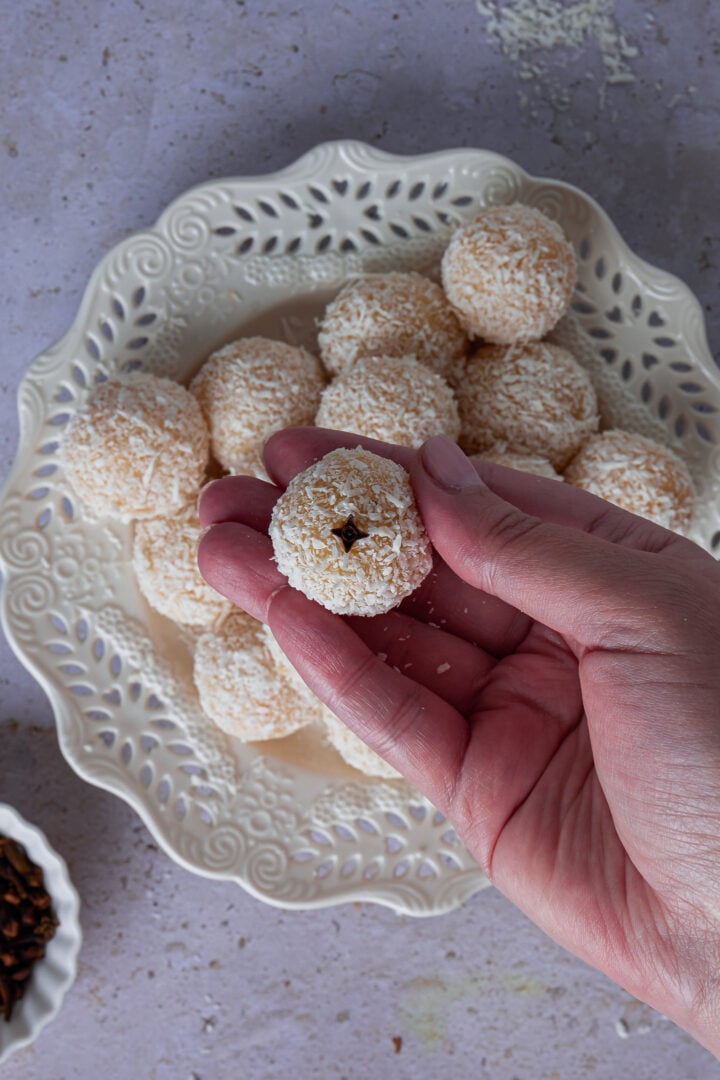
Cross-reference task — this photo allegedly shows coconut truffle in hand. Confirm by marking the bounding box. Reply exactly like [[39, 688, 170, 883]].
[[133, 503, 232, 629], [315, 355, 461, 448], [457, 342, 599, 470], [269, 447, 433, 617], [564, 429, 695, 532], [318, 272, 468, 382], [190, 337, 325, 473], [194, 610, 318, 740], [62, 373, 209, 520], [441, 203, 577, 344]]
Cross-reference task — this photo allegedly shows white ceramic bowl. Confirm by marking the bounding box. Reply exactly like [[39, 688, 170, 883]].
[[0, 142, 718, 917], [0, 803, 82, 1065]]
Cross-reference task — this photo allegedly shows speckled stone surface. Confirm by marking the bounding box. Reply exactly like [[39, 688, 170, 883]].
[[1, 1, 719, 1077]]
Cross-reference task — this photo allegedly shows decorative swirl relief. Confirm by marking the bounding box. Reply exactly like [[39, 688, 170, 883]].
[[5, 573, 58, 645], [0, 495, 51, 570], [474, 162, 525, 208], [105, 233, 175, 288]]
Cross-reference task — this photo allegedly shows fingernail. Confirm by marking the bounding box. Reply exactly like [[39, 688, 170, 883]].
[[197, 477, 223, 512], [198, 477, 222, 498], [420, 436, 484, 493]]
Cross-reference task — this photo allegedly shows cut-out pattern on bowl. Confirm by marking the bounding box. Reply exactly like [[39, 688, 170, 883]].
[[0, 142, 718, 916]]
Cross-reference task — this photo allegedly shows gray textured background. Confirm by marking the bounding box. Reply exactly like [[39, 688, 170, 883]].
[[1, 1, 719, 1076]]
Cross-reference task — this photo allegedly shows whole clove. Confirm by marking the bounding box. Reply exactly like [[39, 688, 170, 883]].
[[0, 836, 58, 1022]]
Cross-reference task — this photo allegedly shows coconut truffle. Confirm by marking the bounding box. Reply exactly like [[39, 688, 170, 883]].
[[319, 704, 402, 780], [190, 337, 325, 473], [457, 342, 599, 470], [133, 503, 232, 628], [477, 444, 562, 481], [564, 430, 695, 532], [441, 203, 577, 343], [62, 373, 209, 520], [317, 272, 468, 382], [269, 447, 433, 617], [315, 355, 461, 448], [194, 610, 317, 740]]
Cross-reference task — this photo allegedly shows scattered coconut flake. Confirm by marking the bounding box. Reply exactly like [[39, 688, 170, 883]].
[[475, 0, 639, 108]]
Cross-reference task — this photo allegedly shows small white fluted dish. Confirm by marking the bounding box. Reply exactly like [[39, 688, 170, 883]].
[[0, 803, 81, 1065], [0, 142, 718, 918]]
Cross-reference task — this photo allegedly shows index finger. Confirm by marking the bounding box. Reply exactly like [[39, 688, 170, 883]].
[[264, 427, 700, 558], [197, 471, 531, 656]]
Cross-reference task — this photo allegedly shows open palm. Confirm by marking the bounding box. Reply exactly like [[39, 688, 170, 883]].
[[198, 428, 720, 1055]]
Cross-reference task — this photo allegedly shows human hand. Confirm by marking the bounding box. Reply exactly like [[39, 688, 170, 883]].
[[198, 427, 720, 1056]]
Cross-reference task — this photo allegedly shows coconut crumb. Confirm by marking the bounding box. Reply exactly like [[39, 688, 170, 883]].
[[475, 0, 639, 107]]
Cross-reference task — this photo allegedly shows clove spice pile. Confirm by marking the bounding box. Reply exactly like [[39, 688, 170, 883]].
[[0, 835, 58, 1021]]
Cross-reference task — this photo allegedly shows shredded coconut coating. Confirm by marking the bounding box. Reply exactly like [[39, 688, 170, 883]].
[[133, 503, 232, 628], [317, 272, 468, 382], [457, 342, 599, 469], [315, 355, 461, 448], [477, 443, 562, 480], [319, 704, 402, 780], [441, 203, 577, 343], [194, 610, 317, 741], [62, 373, 209, 520], [564, 430, 695, 532], [269, 447, 433, 617], [190, 337, 326, 472]]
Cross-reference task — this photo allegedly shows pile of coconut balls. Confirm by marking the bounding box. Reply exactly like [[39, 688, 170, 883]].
[[62, 203, 696, 779]]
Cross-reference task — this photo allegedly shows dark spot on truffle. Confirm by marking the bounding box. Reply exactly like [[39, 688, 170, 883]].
[[331, 514, 368, 553]]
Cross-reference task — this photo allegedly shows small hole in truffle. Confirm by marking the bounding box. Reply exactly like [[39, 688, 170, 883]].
[[331, 515, 369, 553]]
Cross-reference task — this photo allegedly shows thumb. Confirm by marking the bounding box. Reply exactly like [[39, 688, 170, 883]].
[[411, 436, 668, 652]]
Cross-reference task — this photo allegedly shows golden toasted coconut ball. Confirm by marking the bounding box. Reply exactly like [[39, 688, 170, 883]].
[[62, 373, 209, 520], [315, 355, 460, 449], [477, 443, 562, 481], [441, 203, 577, 344], [319, 704, 402, 780], [564, 430, 695, 532], [193, 610, 317, 740], [133, 503, 232, 628], [269, 447, 433, 617], [317, 272, 468, 381], [190, 337, 325, 472], [457, 342, 599, 470]]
